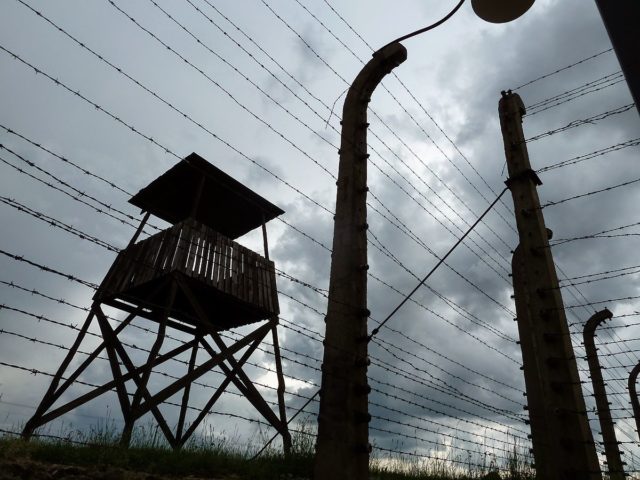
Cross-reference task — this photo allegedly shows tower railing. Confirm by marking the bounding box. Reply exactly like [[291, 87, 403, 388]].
[[98, 217, 279, 319]]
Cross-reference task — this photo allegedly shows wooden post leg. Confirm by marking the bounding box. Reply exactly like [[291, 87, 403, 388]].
[[271, 321, 292, 455], [96, 312, 132, 424], [22, 308, 96, 439], [199, 332, 289, 442], [175, 341, 199, 446], [177, 333, 265, 448], [120, 283, 176, 446]]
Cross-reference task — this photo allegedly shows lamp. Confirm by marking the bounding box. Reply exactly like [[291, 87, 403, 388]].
[[472, 0, 535, 23]]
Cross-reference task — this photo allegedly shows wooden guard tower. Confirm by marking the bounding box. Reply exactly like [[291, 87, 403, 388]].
[[22, 153, 292, 451]]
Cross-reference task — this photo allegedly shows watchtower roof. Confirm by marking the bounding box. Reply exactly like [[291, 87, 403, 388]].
[[129, 153, 284, 239]]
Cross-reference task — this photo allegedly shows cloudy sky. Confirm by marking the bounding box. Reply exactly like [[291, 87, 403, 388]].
[[1, 0, 639, 473]]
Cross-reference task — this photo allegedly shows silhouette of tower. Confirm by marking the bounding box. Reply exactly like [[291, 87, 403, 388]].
[[23, 153, 291, 451]]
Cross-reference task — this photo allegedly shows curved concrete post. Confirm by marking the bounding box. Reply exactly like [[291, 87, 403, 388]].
[[583, 308, 625, 480], [501, 91, 600, 480], [314, 43, 406, 480], [628, 362, 640, 442]]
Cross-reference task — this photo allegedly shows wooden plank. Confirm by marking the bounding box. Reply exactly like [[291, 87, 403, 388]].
[[196, 223, 209, 279], [165, 224, 182, 270], [176, 342, 199, 443], [264, 262, 272, 312], [222, 238, 232, 296], [137, 233, 162, 285], [231, 244, 240, 299], [107, 252, 130, 295], [193, 223, 207, 279], [185, 224, 199, 276], [98, 253, 123, 297], [211, 232, 222, 286], [96, 313, 132, 435], [243, 251, 250, 303], [153, 229, 172, 274], [271, 264, 280, 315], [203, 236, 212, 283], [134, 316, 272, 417], [267, 262, 276, 314], [256, 257, 264, 310], [238, 250, 246, 302], [263, 260, 270, 312], [208, 234, 217, 284], [178, 331, 266, 447], [36, 339, 198, 427], [199, 236, 210, 284], [245, 254, 255, 305], [173, 223, 192, 275], [118, 243, 145, 291]]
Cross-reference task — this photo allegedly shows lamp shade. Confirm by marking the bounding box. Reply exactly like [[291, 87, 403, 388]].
[[471, 0, 535, 23]]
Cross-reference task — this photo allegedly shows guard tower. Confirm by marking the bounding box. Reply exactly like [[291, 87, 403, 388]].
[[22, 153, 292, 451]]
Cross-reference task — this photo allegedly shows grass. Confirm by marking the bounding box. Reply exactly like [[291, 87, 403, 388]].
[[0, 417, 316, 479], [0, 419, 534, 479]]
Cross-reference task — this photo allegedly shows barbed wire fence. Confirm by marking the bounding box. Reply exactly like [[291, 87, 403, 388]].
[[510, 38, 640, 476], [0, 0, 637, 478]]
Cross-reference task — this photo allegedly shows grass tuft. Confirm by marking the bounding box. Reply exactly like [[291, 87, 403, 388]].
[[0, 418, 533, 479]]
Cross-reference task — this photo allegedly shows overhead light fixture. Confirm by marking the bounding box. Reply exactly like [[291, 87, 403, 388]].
[[471, 0, 535, 23]]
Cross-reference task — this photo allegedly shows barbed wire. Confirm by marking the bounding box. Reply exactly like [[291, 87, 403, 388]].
[[369, 344, 525, 423], [178, 0, 514, 267], [0, 196, 119, 252], [540, 175, 640, 208], [365, 247, 520, 362], [0, 152, 140, 231], [0, 236, 509, 408], [270, 298, 524, 425], [315, 0, 518, 233], [525, 103, 636, 143], [0, 360, 312, 441], [371, 337, 522, 407], [260, 0, 519, 255], [0, 43, 333, 217], [1, 248, 524, 446], [368, 189, 515, 339], [512, 48, 613, 90], [0, 125, 131, 196], [367, 193, 516, 316], [595, 336, 640, 346], [524, 71, 625, 116], [0, 44, 179, 158], [364, 153, 512, 283], [2, 6, 518, 326], [0, 311, 528, 455], [133, 0, 338, 179], [364, 134, 512, 279], [1, 118, 518, 366], [558, 264, 640, 284], [549, 220, 640, 247], [526, 71, 622, 110], [368, 375, 529, 440], [0, 248, 99, 289], [537, 138, 640, 173], [366, 234, 515, 343], [565, 295, 640, 310], [1, 6, 520, 344]]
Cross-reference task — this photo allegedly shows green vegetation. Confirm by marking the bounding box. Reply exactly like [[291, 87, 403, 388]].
[[0, 419, 533, 479]]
